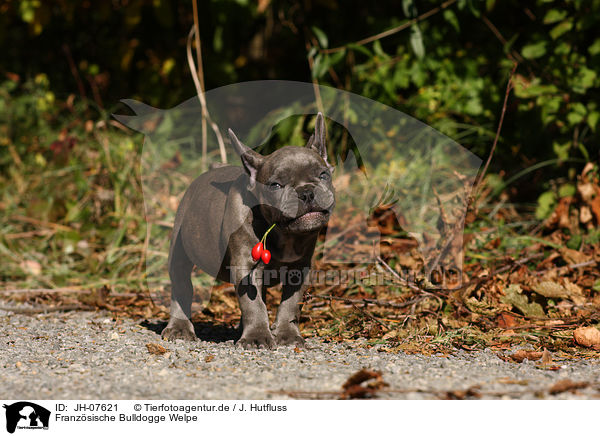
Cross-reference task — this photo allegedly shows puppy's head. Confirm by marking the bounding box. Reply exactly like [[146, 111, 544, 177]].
[[229, 113, 335, 233]]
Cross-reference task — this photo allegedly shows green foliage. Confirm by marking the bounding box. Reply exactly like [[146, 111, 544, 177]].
[[0, 78, 147, 290], [0, 0, 598, 199]]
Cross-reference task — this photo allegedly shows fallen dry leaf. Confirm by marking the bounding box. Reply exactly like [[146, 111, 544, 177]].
[[204, 355, 215, 362], [559, 247, 590, 265], [541, 348, 552, 365], [496, 312, 518, 329], [573, 326, 600, 349], [532, 281, 568, 299], [340, 369, 388, 399], [590, 195, 600, 222], [443, 387, 481, 400], [342, 368, 382, 389], [146, 343, 167, 355], [548, 379, 589, 395], [503, 349, 544, 363]]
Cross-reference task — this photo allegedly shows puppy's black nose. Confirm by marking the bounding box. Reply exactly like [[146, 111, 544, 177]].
[[297, 186, 315, 204]]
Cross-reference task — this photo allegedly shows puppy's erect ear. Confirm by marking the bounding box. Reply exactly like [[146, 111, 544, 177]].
[[307, 112, 332, 169], [228, 129, 264, 186]]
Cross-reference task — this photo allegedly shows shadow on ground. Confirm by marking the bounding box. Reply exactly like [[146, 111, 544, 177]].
[[140, 320, 240, 343]]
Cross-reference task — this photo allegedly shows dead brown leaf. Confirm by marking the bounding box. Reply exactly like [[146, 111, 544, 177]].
[[146, 343, 167, 355], [541, 348, 552, 365], [443, 387, 481, 400], [573, 326, 600, 349], [548, 379, 589, 395], [340, 369, 388, 399], [559, 247, 591, 265], [342, 368, 382, 389], [546, 197, 573, 229], [204, 355, 215, 362], [590, 195, 600, 223], [504, 349, 544, 363], [496, 312, 518, 329]]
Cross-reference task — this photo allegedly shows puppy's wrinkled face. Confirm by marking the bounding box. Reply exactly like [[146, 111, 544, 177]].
[[228, 113, 335, 234], [256, 146, 335, 233]]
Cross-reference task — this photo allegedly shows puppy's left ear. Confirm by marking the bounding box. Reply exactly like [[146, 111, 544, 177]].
[[307, 112, 333, 170], [228, 129, 264, 187]]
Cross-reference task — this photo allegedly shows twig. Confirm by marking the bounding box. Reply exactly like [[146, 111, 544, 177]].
[[535, 259, 597, 276], [322, 0, 457, 54], [474, 61, 518, 192], [306, 40, 324, 113], [186, 26, 228, 168], [375, 255, 421, 292], [0, 287, 92, 295], [62, 44, 87, 101], [137, 221, 152, 273], [191, 0, 208, 170], [0, 304, 94, 314], [9, 215, 74, 232], [481, 15, 524, 64], [350, 302, 390, 330], [306, 293, 426, 310], [457, 252, 544, 292]]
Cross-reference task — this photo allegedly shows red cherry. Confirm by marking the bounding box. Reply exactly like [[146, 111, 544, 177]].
[[261, 249, 271, 264], [251, 242, 263, 261]]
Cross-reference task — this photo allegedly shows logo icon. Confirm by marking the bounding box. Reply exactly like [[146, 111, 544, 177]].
[[3, 402, 50, 434]]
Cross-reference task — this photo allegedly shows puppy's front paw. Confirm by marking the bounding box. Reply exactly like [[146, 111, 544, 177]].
[[273, 325, 305, 347], [237, 326, 275, 349], [161, 319, 197, 342]]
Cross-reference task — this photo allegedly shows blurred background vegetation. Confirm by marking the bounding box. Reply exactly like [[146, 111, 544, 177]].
[[1, 0, 599, 300]]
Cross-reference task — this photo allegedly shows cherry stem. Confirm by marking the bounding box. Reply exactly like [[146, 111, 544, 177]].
[[260, 223, 276, 250]]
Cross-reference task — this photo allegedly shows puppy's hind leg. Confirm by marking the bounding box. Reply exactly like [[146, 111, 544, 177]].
[[161, 232, 197, 341]]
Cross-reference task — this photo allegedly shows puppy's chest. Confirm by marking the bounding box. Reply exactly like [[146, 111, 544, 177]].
[[275, 239, 304, 263]]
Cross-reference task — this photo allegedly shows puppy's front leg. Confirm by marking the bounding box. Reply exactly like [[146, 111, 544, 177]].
[[272, 265, 310, 347], [233, 264, 275, 349]]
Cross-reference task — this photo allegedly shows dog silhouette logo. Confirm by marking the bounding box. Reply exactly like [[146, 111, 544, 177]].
[[3, 402, 50, 433]]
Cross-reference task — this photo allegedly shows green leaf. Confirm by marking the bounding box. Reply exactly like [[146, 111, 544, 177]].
[[543, 9, 567, 24], [558, 183, 575, 198], [410, 24, 425, 59], [373, 40, 388, 59], [553, 141, 571, 160], [311, 26, 328, 49], [536, 190, 557, 220], [500, 284, 545, 318], [311, 53, 329, 79], [589, 39, 600, 55], [328, 48, 346, 67], [402, 0, 417, 18], [578, 67, 597, 90], [467, 0, 481, 17], [346, 43, 373, 57], [549, 20, 573, 40], [443, 9, 460, 32], [522, 41, 547, 59], [588, 110, 600, 132], [567, 102, 587, 125], [566, 234, 582, 250]]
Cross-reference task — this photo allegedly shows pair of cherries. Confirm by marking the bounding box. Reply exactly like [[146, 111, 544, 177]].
[[251, 223, 276, 264]]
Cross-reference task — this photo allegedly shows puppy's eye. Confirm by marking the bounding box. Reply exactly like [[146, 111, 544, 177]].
[[319, 171, 330, 181], [269, 182, 283, 190]]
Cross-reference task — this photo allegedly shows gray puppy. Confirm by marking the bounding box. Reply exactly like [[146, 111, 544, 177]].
[[161, 113, 335, 348]]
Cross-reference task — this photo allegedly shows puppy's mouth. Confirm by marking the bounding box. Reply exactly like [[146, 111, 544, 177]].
[[280, 209, 330, 232], [295, 210, 329, 220]]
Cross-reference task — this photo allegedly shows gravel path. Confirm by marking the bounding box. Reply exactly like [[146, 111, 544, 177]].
[[1, 309, 598, 400]]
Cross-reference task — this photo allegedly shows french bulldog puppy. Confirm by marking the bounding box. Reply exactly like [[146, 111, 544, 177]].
[[161, 113, 335, 348]]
